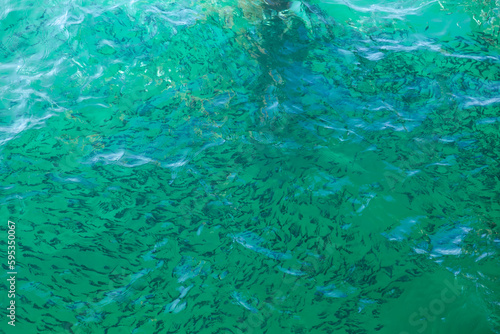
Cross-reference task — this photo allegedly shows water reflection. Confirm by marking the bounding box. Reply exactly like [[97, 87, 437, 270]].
[[208, 0, 313, 120]]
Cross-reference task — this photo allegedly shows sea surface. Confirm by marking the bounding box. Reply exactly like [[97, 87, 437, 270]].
[[0, 0, 499, 333]]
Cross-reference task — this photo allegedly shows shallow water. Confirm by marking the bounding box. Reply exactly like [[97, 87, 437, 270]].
[[0, 0, 499, 333]]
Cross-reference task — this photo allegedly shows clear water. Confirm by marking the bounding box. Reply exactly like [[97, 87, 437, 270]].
[[1, 0, 499, 333]]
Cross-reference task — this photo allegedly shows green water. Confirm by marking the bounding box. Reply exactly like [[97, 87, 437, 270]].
[[1, 0, 499, 333]]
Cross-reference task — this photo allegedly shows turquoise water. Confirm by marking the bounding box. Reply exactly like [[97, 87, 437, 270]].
[[1, 0, 499, 333]]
